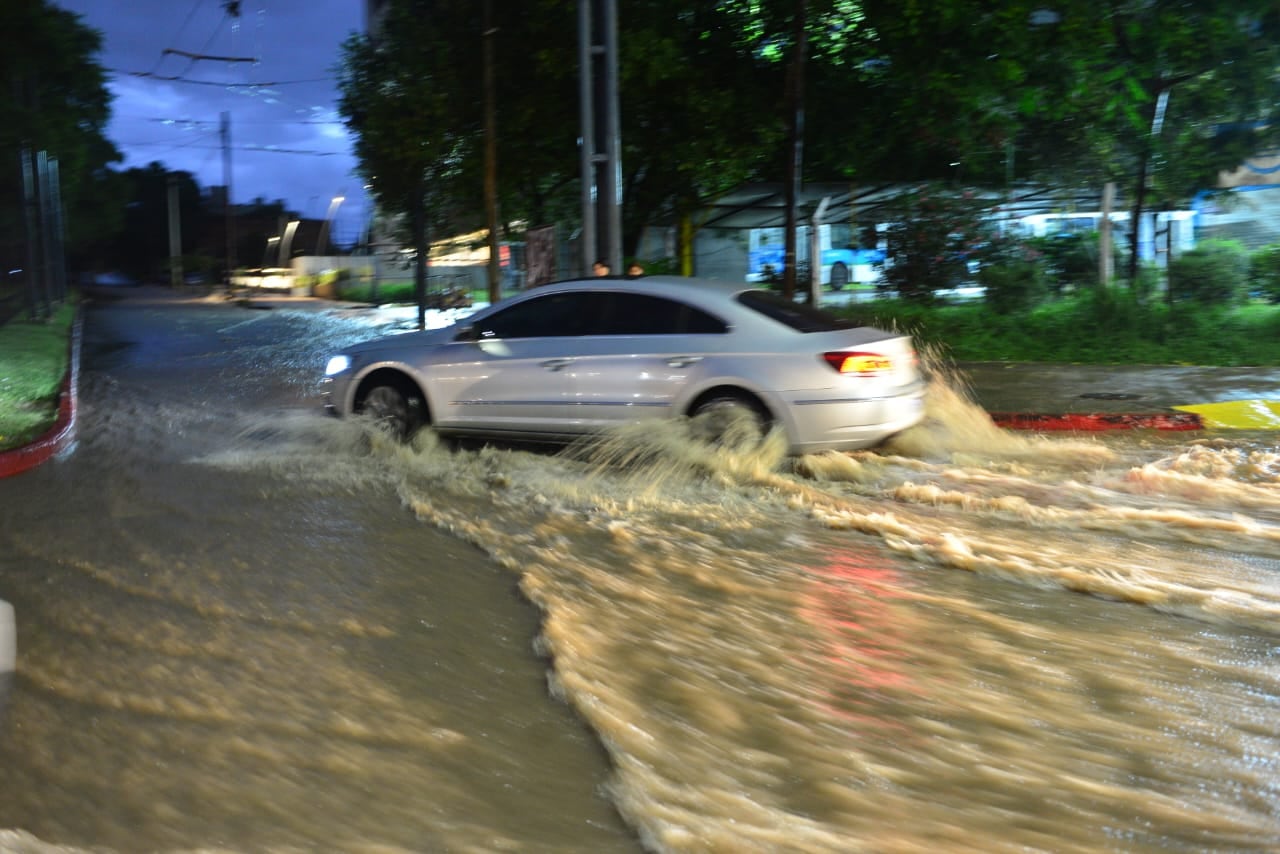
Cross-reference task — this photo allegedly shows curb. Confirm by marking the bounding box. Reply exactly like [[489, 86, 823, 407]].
[[990, 411, 1204, 432], [0, 310, 82, 479]]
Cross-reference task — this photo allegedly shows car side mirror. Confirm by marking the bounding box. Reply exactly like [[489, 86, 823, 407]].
[[453, 324, 480, 343]]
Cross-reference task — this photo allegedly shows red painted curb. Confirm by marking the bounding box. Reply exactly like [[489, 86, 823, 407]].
[[989, 411, 1203, 432], [0, 311, 82, 479]]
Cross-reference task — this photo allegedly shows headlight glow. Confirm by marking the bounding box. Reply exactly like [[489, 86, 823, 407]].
[[325, 355, 352, 376]]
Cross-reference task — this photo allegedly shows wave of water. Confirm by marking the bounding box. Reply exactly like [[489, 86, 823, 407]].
[[278, 375, 1280, 852]]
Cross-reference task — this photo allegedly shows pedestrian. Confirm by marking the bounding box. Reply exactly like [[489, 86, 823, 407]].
[[592, 260, 610, 277], [626, 262, 645, 277]]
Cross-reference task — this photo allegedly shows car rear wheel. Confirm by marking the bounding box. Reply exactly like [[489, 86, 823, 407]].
[[829, 262, 849, 291], [359, 380, 426, 440], [689, 392, 770, 450]]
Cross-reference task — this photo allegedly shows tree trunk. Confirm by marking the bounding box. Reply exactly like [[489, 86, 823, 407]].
[[414, 176, 428, 331]]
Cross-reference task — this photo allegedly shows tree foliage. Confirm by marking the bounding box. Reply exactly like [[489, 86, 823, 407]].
[[0, 0, 123, 272], [338, 0, 1280, 282]]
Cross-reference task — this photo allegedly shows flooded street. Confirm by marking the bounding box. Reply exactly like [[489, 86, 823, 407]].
[[1, 291, 1278, 853]]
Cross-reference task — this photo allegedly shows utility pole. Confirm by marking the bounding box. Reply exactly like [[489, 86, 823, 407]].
[[36, 152, 58, 302], [577, 0, 622, 276], [782, 0, 809, 301], [221, 111, 236, 290], [18, 148, 48, 319], [158, 20, 253, 291], [483, 0, 501, 303], [168, 173, 184, 288]]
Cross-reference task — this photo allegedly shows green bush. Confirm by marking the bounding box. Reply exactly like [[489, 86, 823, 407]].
[[978, 257, 1048, 314], [1126, 263, 1164, 304], [878, 184, 994, 303], [1025, 231, 1121, 292], [1167, 239, 1249, 304], [1249, 243, 1280, 303]]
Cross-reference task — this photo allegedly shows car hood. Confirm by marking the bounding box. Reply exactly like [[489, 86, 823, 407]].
[[345, 324, 460, 355]]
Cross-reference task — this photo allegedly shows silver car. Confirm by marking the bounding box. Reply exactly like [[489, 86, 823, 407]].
[[320, 276, 925, 454]]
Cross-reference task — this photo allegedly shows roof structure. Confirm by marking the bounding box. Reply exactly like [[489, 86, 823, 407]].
[[681, 181, 1114, 230]]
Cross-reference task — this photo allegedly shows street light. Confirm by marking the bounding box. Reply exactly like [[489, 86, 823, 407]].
[[316, 195, 345, 256]]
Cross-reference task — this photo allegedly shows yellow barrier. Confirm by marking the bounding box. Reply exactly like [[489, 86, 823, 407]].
[[1172, 400, 1280, 429]]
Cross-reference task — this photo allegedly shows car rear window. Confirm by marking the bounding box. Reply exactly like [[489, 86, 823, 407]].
[[736, 290, 857, 333]]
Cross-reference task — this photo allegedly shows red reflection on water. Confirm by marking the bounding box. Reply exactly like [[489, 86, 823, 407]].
[[797, 549, 926, 737]]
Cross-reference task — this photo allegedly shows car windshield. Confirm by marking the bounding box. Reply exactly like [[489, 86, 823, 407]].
[[736, 290, 858, 333]]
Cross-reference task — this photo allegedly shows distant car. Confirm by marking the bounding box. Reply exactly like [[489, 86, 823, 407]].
[[320, 276, 926, 454]]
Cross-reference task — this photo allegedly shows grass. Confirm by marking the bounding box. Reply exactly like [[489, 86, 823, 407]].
[[840, 290, 1280, 367], [0, 301, 75, 452]]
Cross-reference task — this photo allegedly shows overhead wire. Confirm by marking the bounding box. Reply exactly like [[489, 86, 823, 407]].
[[150, 0, 209, 75], [119, 141, 343, 157], [115, 70, 332, 87], [114, 0, 357, 213]]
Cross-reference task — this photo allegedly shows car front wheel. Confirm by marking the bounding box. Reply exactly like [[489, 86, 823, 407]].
[[359, 381, 426, 440]]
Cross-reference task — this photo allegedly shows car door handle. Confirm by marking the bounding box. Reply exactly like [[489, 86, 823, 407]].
[[541, 358, 573, 371], [666, 356, 703, 368]]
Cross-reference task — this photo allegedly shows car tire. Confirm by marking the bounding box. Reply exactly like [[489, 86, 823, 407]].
[[829, 262, 849, 291], [359, 380, 426, 440], [689, 392, 770, 449]]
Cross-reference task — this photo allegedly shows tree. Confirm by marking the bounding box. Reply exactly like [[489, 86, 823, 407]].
[[612, 1, 787, 265], [101, 164, 204, 282], [340, 0, 793, 279], [339, 0, 1280, 296], [1010, 1, 1280, 283], [0, 0, 123, 278], [339, 0, 478, 325]]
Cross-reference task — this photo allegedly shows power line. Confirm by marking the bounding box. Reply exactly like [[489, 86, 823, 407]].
[[129, 116, 342, 126], [150, 0, 210, 74], [119, 141, 346, 157], [162, 48, 257, 64], [112, 69, 334, 87]]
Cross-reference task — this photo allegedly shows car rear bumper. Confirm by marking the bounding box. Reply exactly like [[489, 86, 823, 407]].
[[784, 387, 926, 453]]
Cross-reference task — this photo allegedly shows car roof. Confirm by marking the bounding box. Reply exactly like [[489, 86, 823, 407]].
[[536, 274, 748, 294], [513, 275, 756, 312], [504, 276, 772, 328]]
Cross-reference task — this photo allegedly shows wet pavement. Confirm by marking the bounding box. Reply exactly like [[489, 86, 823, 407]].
[[956, 361, 1280, 419]]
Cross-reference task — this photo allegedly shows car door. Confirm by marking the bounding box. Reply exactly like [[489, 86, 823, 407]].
[[426, 290, 592, 431], [564, 291, 730, 428]]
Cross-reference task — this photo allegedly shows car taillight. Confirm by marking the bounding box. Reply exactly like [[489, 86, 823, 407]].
[[822, 351, 894, 376]]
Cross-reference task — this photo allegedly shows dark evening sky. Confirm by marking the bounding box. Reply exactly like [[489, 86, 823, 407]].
[[58, 0, 371, 245]]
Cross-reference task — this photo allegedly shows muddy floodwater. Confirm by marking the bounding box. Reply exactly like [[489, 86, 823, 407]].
[[1, 291, 1278, 853]]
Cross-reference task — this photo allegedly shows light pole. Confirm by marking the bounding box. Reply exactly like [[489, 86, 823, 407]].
[[279, 220, 300, 268], [317, 195, 345, 256], [264, 235, 280, 268]]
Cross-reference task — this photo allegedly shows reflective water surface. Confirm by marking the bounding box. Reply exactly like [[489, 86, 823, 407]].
[[1, 294, 1278, 853]]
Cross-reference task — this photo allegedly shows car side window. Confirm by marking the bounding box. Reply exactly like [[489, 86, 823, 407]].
[[473, 292, 592, 339], [586, 293, 728, 335]]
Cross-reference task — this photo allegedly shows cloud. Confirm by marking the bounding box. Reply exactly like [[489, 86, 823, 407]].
[[56, 0, 369, 245]]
